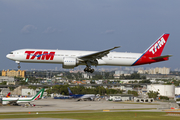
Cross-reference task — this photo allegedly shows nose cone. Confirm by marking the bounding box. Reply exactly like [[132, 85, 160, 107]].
[[6, 54, 15, 60], [6, 54, 10, 59]]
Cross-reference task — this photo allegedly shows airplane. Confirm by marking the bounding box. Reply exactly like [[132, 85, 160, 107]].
[[0, 88, 44, 105], [6, 92, 11, 98], [6, 33, 172, 73], [0, 92, 11, 102], [67, 87, 95, 101]]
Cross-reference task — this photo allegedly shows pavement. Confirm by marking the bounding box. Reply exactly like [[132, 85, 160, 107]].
[[1, 99, 180, 120], [0, 98, 160, 113]]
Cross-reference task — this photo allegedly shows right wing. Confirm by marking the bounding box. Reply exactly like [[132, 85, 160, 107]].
[[78, 46, 120, 60]]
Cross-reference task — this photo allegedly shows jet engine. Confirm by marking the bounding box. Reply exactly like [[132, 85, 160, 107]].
[[62, 57, 79, 69]]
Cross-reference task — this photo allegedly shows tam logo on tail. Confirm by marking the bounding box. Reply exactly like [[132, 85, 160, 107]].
[[133, 33, 170, 66], [149, 37, 166, 54], [144, 33, 169, 57]]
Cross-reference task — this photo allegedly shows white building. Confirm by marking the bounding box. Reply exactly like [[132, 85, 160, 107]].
[[21, 88, 47, 96], [175, 87, 180, 95], [114, 70, 134, 78], [0, 76, 14, 83], [82, 73, 93, 79], [109, 94, 134, 101], [147, 84, 175, 98], [22, 89, 37, 96]]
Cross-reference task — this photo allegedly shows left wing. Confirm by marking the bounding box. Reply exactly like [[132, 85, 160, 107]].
[[78, 46, 120, 60]]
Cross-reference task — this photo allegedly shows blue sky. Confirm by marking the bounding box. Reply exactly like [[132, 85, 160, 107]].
[[0, 0, 179, 70]]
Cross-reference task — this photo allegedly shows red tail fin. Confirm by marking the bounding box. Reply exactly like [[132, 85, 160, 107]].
[[143, 33, 169, 57], [133, 33, 170, 66], [6, 92, 11, 98]]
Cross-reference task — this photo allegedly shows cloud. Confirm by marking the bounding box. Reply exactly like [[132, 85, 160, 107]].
[[21, 25, 37, 34], [105, 30, 115, 34], [43, 27, 57, 34]]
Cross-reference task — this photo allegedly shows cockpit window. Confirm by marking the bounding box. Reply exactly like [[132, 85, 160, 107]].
[[9, 52, 13, 54]]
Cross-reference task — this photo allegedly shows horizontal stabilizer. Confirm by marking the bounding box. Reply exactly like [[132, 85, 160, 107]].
[[150, 55, 172, 60]]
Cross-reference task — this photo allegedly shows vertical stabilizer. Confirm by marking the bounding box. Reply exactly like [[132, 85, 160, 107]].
[[143, 33, 169, 57], [67, 87, 73, 96], [133, 33, 170, 65], [31, 88, 44, 101], [6, 92, 11, 98]]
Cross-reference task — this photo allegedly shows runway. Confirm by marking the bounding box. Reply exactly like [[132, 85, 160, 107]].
[[0, 98, 159, 113]]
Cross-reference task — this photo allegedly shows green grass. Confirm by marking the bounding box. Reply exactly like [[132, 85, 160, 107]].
[[0, 108, 156, 115], [0, 111, 180, 120]]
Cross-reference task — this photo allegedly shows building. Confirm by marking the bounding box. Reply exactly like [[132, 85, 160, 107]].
[[175, 87, 180, 95], [0, 76, 14, 83], [142, 74, 176, 80], [22, 89, 39, 96], [138, 67, 170, 74], [82, 73, 93, 79], [109, 94, 134, 101], [147, 84, 175, 98], [0, 88, 10, 96], [2, 69, 26, 78], [114, 70, 134, 79]]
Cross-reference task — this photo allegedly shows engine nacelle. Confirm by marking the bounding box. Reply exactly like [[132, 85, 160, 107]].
[[62, 57, 79, 69]]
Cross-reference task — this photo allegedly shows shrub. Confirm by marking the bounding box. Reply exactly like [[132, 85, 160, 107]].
[[159, 96, 169, 100]]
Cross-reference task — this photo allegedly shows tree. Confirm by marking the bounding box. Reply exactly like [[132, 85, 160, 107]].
[[90, 80, 95, 84], [0, 81, 7, 85], [139, 80, 151, 83], [9, 86, 15, 91], [14, 76, 24, 81], [172, 79, 180, 86], [147, 91, 159, 99], [120, 74, 125, 79], [128, 90, 138, 97], [159, 96, 169, 100], [130, 73, 140, 79], [28, 86, 37, 90], [46, 85, 123, 95], [141, 75, 146, 79], [176, 98, 180, 101], [46, 87, 53, 94], [18, 80, 28, 85]]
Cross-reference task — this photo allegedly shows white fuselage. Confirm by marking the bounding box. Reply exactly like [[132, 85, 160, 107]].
[[6, 34, 171, 71], [1, 88, 44, 105], [2, 97, 34, 105], [6, 49, 142, 67], [80, 94, 95, 99]]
